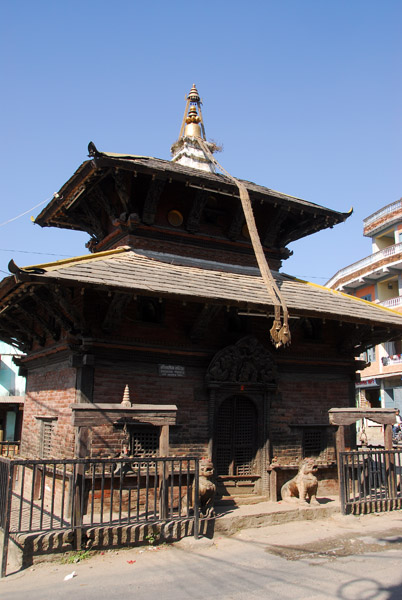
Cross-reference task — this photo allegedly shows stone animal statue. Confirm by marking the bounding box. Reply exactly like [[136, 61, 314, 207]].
[[194, 458, 216, 516], [280, 458, 319, 504], [181, 458, 216, 517]]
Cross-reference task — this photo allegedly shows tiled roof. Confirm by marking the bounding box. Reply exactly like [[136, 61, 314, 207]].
[[17, 248, 402, 328], [35, 154, 352, 226]]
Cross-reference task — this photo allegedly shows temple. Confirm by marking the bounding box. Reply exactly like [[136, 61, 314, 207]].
[[1, 85, 402, 501]]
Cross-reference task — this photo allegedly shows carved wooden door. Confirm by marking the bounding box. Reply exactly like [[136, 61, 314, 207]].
[[215, 396, 257, 476]]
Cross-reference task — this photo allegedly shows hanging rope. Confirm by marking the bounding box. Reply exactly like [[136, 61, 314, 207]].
[[196, 138, 291, 348]]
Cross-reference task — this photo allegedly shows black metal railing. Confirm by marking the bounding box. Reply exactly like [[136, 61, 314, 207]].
[[339, 449, 402, 515], [0, 442, 20, 457], [0, 455, 200, 577]]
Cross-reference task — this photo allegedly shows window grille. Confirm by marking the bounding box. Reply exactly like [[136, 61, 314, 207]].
[[303, 428, 326, 458], [129, 426, 159, 458], [40, 419, 56, 459]]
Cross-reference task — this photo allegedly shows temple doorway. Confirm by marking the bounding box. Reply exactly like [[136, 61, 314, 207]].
[[214, 395, 257, 477]]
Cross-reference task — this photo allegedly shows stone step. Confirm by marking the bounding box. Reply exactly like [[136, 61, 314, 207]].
[[216, 495, 269, 506]]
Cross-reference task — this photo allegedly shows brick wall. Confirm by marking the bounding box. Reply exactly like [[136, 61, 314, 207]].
[[91, 364, 209, 458], [21, 362, 77, 459], [270, 376, 351, 464]]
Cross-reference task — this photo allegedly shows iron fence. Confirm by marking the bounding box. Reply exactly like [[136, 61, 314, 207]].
[[0, 455, 200, 577], [339, 449, 402, 515]]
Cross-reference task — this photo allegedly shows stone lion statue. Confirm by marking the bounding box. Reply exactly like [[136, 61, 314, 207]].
[[182, 458, 216, 517], [195, 458, 216, 516], [280, 458, 319, 504]]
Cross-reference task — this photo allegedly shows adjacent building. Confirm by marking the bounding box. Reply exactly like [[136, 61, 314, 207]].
[[327, 199, 402, 428], [0, 341, 25, 442], [1, 87, 402, 499]]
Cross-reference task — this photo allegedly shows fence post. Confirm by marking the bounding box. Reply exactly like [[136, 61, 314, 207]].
[[338, 452, 346, 515], [158, 426, 169, 520], [73, 462, 84, 551], [193, 458, 199, 540], [1, 461, 14, 578]]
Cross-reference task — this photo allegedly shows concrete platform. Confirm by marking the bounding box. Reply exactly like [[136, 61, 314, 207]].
[[214, 496, 340, 536]]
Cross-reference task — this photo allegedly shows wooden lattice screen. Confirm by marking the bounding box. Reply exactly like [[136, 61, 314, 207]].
[[216, 396, 257, 476]]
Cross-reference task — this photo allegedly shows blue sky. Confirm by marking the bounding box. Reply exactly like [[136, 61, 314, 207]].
[[1, 0, 401, 284]]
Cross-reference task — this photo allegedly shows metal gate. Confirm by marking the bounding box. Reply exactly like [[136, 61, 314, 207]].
[[339, 449, 402, 514]]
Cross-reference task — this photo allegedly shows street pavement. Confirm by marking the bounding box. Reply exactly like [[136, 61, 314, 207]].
[[2, 510, 402, 599]]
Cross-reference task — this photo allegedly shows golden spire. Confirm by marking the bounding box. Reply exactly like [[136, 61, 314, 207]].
[[171, 84, 217, 173], [178, 84, 206, 140]]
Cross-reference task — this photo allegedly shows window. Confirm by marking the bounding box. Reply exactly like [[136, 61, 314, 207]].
[[361, 346, 376, 363], [303, 428, 326, 458], [129, 426, 159, 458], [39, 418, 56, 459], [361, 294, 372, 302], [384, 340, 402, 356]]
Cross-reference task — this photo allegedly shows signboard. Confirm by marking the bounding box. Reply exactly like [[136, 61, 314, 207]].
[[158, 364, 186, 378], [356, 378, 379, 389]]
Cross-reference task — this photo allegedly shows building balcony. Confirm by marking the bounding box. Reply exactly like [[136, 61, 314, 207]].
[[363, 199, 402, 237], [326, 242, 402, 290], [382, 355, 402, 366], [380, 296, 402, 309]]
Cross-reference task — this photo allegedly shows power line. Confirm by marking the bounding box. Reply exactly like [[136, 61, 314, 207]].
[[0, 195, 57, 228], [0, 249, 71, 256]]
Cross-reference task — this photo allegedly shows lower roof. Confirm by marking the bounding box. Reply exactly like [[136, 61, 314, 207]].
[[8, 246, 402, 328]]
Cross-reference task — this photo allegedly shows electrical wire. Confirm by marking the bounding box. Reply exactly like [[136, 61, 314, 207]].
[[0, 249, 70, 256], [0, 195, 56, 228]]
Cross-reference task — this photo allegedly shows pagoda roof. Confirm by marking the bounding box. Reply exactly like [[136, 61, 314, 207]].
[[34, 150, 351, 238], [5, 246, 402, 329]]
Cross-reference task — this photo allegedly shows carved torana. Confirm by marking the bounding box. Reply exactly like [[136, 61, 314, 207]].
[[206, 335, 277, 384]]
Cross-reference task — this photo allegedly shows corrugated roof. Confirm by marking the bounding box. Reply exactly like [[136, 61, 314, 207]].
[[16, 248, 402, 328]]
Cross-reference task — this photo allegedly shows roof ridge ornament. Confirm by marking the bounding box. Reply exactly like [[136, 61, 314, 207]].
[[171, 84, 218, 173]]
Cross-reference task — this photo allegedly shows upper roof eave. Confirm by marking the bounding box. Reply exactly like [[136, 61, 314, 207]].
[[34, 150, 352, 227]]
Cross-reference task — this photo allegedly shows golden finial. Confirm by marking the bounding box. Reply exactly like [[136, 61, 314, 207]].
[[187, 84, 200, 103], [186, 104, 201, 124], [178, 84, 206, 140]]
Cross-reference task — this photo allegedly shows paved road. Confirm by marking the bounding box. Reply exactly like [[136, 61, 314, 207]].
[[2, 511, 402, 599]]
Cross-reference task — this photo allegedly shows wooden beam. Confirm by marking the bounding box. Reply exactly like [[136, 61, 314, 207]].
[[329, 408, 397, 426], [190, 304, 222, 342], [335, 425, 345, 484], [70, 403, 177, 427], [34, 288, 75, 333], [78, 201, 107, 240], [262, 211, 287, 247], [3, 308, 44, 346], [384, 424, 393, 450], [0, 313, 34, 348], [90, 186, 116, 221], [0, 328, 28, 352], [114, 169, 131, 213], [142, 178, 165, 225], [101, 292, 132, 334], [159, 425, 169, 457], [227, 204, 245, 240], [15, 300, 60, 342], [53, 286, 86, 332], [280, 217, 327, 246], [186, 189, 208, 233]]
